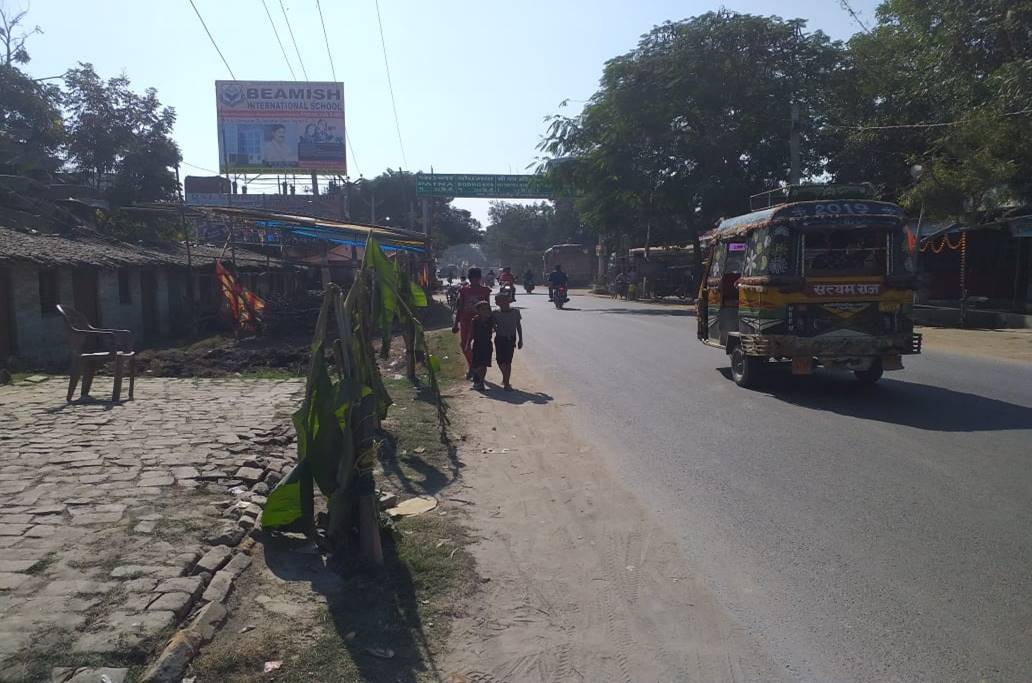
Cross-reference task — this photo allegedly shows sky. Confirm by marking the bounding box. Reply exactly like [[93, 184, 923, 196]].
[[15, 0, 880, 226]]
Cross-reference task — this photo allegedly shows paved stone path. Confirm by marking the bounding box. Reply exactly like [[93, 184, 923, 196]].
[[0, 377, 301, 681]]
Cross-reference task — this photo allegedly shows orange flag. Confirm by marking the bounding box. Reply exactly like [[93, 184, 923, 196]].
[[215, 261, 265, 333]]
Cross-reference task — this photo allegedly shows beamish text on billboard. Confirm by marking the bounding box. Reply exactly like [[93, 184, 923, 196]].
[[216, 80, 347, 175]]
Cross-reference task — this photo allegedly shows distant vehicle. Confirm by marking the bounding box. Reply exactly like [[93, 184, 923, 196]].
[[543, 244, 593, 286], [627, 245, 699, 299], [697, 184, 922, 388]]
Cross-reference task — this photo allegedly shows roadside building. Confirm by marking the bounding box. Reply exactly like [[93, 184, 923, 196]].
[[912, 212, 1032, 327], [0, 224, 299, 366]]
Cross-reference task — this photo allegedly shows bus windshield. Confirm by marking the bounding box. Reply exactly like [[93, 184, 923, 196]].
[[803, 227, 886, 276]]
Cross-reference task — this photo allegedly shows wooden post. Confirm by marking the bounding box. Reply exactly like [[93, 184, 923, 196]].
[[406, 317, 417, 380], [175, 165, 196, 335]]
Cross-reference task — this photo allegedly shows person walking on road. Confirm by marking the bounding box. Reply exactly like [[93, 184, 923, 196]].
[[613, 270, 628, 299], [452, 267, 493, 379], [468, 301, 495, 391], [493, 292, 523, 391]]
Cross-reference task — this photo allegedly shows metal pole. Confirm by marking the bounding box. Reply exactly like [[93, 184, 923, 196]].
[[789, 102, 801, 185], [310, 172, 319, 196]]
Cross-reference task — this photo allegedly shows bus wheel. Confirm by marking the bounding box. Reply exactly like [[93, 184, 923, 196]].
[[731, 346, 763, 388], [854, 359, 883, 385]]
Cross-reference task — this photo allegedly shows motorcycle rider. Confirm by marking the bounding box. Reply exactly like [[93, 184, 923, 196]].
[[498, 266, 516, 300], [547, 264, 569, 302], [522, 268, 536, 292], [485, 269, 497, 288]]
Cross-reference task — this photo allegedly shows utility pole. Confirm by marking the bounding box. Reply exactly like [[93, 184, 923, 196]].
[[789, 102, 801, 185], [175, 164, 196, 335], [310, 172, 320, 196]]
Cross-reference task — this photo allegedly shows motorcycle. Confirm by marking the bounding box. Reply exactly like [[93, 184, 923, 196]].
[[553, 284, 569, 309], [524, 281, 535, 294], [499, 283, 517, 302]]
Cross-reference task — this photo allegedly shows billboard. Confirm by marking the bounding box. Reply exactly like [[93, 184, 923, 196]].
[[215, 80, 346, 175]]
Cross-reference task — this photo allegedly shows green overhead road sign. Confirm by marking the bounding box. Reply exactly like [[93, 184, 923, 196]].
[[415, 173, 552, 198]]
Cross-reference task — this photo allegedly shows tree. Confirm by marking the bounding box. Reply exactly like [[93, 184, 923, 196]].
[[828, 0, 1032, 218], [347, 169, 482, 253], [540, 11, 845, 270], [0, 6, 62, 173], [0, 4, 39, 67], [481, 200, 587, 271], [62, 63, 181, 207]]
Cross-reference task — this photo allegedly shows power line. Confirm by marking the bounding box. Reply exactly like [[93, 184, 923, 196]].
[[187, 0, 236, 79], [838, 0, 870, 33], [374, 0, 408, 168], [315, 0, 361, 177], [182, 160, 221, 174], [315, 0, 336, 80], [278, 0, 309, 80], [829, 107, 1032, 132], [261, 0, 296, 79]]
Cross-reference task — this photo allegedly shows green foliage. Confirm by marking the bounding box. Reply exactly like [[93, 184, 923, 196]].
[[263, 237, 446, 536], [481, 200, 585, 272], [0, 64, 63, 174], [0, 7, 62, 174], [540, 11, 843, 250], [543, 2, 1032, 230], [62, 63, 181, 207], [828, 0, 1032, 217], [348, 169, 482, 253]]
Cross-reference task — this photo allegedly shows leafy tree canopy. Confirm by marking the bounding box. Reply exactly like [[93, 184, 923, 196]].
[[540, 10, 844, 263], [830, 0, 1032, 218]]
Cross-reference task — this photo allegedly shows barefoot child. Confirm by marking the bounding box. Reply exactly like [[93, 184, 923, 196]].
[[493, 292, 523, 391], [468, 301, 494, 390]]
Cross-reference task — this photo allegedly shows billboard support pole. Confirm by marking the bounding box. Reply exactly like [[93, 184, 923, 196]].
[[311, 173, 319, 196]]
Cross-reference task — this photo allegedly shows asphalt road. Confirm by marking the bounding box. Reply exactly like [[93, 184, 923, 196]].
[[511, 289, 1032, 682]]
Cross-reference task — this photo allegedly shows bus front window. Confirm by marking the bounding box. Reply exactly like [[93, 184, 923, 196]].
[[804, 227, 886, 276]]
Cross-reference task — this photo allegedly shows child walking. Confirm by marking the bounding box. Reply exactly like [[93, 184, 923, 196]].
[[468, 300, 494, 391], [493, 293, 523, 391]]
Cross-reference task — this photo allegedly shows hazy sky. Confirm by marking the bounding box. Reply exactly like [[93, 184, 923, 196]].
[[17, 0, 879, 225]]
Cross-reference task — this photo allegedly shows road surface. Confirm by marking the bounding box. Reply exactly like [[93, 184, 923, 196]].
[[512, 290, 1032, 682]]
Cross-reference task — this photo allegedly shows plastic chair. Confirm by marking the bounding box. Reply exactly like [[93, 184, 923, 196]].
[[56, 304, 136, 402]]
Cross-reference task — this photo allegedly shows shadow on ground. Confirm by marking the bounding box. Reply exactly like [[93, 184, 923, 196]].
[[588, 307, 695, 317], [378, 430, 461, 497], [716, 365, 1032, 432], [479, 383, 554, 405], [261, 532, 441, 683]]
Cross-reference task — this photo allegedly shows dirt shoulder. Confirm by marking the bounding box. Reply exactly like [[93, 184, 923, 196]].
[[917, 326, 1032, 363], [189, 331, 477, 683], [440, 353, 780, 682]]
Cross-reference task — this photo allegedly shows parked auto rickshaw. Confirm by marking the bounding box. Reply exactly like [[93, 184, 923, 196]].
[[697, 185, 922, 387]]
